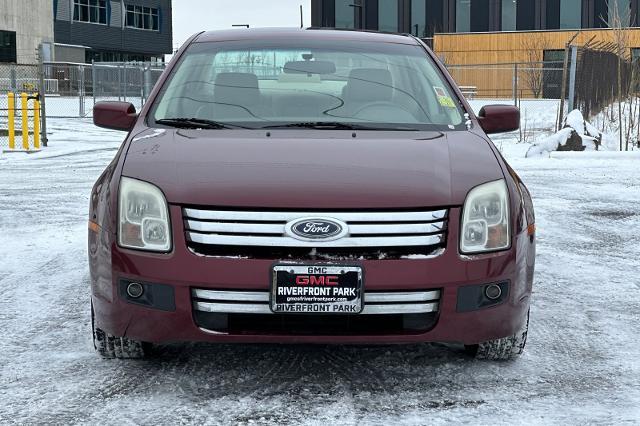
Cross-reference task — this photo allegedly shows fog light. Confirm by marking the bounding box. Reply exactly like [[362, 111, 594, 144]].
[[485, 284, 502, 300], [127, 282, 144, 299]]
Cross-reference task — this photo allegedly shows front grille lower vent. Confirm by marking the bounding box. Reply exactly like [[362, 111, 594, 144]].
[[192, 288, 442, 335]]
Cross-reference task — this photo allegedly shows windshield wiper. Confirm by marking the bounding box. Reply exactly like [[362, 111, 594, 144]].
[[260, 121, 419, 131], [155, 118, 235, 129]]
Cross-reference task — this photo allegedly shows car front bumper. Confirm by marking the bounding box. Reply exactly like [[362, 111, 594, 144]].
[[90, 206, 535, 345]]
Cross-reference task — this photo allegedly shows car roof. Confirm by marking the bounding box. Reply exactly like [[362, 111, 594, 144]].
[[194, 27, 420, 45]]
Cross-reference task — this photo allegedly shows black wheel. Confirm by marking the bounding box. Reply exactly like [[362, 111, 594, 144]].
[[466, 310, 529, 361], [91, 301, 149, 359]]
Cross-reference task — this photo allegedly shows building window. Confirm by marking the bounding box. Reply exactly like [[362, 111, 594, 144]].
[[593, 0, 634, 27], [455, 0, 489, 32], [516, 0, 535, 30], [412, 0, 427, 36], [546, 0, 581, 29], [335, 0, 356, 28], [0, 30, 17, 63], [411, 0, 445, 37], [73, 0, 107, 24], [456, 0, 471, 31], [501, 0, 516, 31], [607, 0, 631, 27], [378, 0, 399, 32], [560, 0, 581, 28], [126, 5, 160, 30]]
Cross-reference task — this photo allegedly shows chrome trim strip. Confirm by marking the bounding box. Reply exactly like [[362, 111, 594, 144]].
[[193, 301, 439, 315], [186, 220, 285, 234], [198, 326, 228, 335], [362, 303, 438, 314], [187, 233, 444, 247], [184, 208, 447, 223], [194, 301, 272, 314], [192, 289, 269, 302], [193, 290, 441, 303], [349, 222, 445, 234], [365, 290, 441, 303]]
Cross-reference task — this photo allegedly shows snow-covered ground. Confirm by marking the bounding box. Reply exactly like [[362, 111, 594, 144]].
[[1, 118, 639, 424]]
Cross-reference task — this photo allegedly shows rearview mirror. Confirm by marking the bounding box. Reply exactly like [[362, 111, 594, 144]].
[[477, 105, 520, 134], [93, 101, 138, 131], [283, 60, 336, 75]]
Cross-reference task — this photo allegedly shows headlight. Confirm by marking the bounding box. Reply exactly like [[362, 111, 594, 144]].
[[460, 179, 510, 254], [118, 177, 171, 252]]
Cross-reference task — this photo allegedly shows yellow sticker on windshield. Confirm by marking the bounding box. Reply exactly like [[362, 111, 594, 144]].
[[438, 96, 456, 108], [433, 86, 456, 108]]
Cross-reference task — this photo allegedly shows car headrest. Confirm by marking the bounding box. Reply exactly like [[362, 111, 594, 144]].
[[344, 68, 393, 103], [214, 72, 260, 105]]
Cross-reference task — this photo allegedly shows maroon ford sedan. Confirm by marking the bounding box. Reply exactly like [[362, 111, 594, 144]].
[[89, 28, 535, 360]]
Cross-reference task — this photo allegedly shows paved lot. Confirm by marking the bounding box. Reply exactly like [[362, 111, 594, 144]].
[[0, 120, 639, 424]]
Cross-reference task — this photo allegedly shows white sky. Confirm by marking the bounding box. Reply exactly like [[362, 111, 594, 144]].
[[171, 0, 312, 52]]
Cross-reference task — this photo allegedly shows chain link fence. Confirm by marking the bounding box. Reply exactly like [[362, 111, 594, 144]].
[[0, 64, 44, 150], [446, 61, 565, 101], [445, 61, 568, 137], [42, 61, 166, 118], [2, 59, 574, 150]]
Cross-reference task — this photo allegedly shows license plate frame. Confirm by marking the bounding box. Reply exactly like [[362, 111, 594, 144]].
[[270, 265, 364, 315]]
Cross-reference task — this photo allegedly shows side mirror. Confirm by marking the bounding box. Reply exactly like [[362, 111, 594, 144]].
[[93, 101, 138, 131], [477, 105, 520, 134]]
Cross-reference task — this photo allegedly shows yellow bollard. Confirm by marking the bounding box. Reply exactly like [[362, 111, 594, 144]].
[[21, 93, 29, 151], [8, 92, 15, 150], [33, 95, 40, 150]]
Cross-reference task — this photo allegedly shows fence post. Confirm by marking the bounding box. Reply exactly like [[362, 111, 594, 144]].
[[118, 64, 122, 101], [557, 50, 570, 131], [123, 63, 127, 103], [140, 65, 145, 106], [78, 65, 84, 117], [92, 60, 96, 110], [10, 65, 17, 92], [513, 63, 518, 106], [8, 92, 15, 150], [37, 44, 48, 147], [33, 95, 40, 150], [557, 33, 579, 131], [21, 93, 29, 151], [567, 46, 578, 112]]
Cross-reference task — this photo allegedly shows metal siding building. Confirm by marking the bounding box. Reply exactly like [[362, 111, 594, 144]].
[[53, 0, 173, 62], [311, 0, 640, 99], [311, 0, 640, 36], [0, 0, 55, 64]]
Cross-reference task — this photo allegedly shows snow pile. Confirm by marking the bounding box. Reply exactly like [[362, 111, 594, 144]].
[[525, 127, 574, 157], [526, 110, 605, 157]]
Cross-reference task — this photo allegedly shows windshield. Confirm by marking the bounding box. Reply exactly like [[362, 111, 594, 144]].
[[152, 39, 465, 131]]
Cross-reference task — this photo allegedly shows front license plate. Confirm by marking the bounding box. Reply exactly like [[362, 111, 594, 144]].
[[271, 265, 363, 314]]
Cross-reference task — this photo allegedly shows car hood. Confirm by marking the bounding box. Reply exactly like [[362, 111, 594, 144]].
[[122, 129, 504, 209]]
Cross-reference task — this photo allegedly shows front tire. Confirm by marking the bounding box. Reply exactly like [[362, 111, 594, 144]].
[[91, 302, 149, 359], [467, 310, 529, 361]]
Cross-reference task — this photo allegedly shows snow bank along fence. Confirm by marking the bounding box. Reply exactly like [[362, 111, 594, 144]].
[[42, 62, 166, 118], [0, 64, 46, 151]]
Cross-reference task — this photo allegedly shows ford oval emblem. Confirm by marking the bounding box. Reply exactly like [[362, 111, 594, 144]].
[[285, 217, 349, 241]]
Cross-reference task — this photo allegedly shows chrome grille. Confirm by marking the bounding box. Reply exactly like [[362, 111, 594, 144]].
[[183, 208, 448, 249], [192, 289, 441, 315]]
